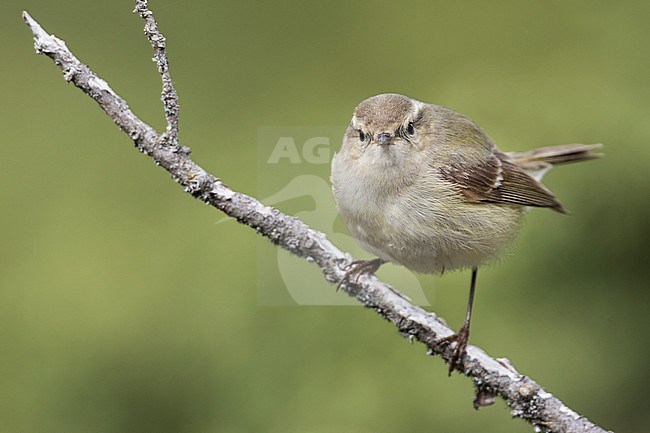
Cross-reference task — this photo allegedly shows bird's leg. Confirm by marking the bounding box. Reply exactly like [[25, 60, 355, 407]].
[[438, 267, 478, 376], [337, 258, 385, 291]]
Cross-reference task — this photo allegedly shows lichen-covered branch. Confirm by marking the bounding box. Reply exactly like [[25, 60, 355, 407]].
[[22, 4, 611, 433], [134, 0, 179, 145]]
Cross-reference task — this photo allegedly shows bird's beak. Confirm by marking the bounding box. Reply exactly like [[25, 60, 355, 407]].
[[375, 132, 394, 146]]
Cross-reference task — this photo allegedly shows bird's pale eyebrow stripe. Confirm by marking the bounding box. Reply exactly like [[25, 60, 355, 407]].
[[413, 100, 426, 123], [351, 115, 359, 129]]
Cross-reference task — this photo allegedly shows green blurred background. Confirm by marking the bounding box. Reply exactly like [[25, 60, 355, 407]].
[[3, 1, 649, 432]]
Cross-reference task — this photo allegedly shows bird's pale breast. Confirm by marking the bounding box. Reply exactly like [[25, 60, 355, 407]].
[[331, 152, 524, 274]]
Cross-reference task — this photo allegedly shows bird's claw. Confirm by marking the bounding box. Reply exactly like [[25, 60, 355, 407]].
[[438, 323, 470, 376], [337, 258, 383, 291]]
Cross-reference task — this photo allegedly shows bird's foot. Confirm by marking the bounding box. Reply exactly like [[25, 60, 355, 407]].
[[438, 323, 470, 376], [337, 258, 384, 291]]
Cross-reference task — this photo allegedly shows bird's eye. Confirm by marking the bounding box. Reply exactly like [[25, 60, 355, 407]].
[[358, 130, 365, 141], [407, 122, 415, 135]]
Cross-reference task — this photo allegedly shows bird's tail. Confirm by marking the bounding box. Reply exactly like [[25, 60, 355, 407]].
[[504, 143, 603, 181]]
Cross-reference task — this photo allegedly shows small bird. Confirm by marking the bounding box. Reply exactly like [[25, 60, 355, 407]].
[[331, 93, 602, 374]]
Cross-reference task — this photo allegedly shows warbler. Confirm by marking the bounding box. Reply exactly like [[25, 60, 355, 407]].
[[331, 93, 602, 373]]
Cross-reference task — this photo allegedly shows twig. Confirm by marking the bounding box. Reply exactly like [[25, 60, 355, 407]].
[[22, 5, 611, 433], [134, 0, 180, 146]]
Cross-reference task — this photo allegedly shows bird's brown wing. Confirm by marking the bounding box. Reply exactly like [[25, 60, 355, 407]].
[[439, 152, 568, 214]]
